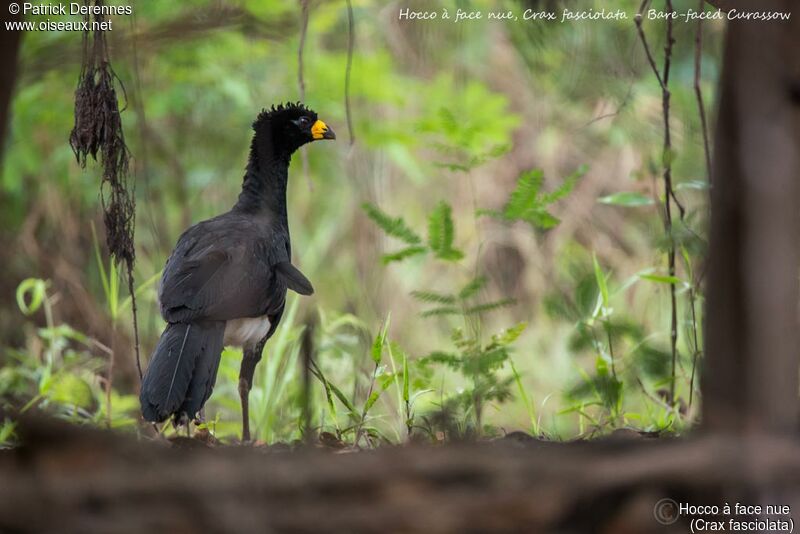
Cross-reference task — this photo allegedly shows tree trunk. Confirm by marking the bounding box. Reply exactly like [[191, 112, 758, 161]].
[[0, 10, 22, 160], [702, 0, 800, 433]]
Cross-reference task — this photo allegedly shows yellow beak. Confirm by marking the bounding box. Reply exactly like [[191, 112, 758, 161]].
[[311, 120, 336, 140]]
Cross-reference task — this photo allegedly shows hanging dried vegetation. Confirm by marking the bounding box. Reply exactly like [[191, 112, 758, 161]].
[[69, 0, 141, 381]]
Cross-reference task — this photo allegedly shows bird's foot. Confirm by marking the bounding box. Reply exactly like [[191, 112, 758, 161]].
[[172, 412, 192, 437]]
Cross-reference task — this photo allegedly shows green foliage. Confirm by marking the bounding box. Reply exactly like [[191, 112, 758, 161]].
[[361, 202, 421, 246], [480, 165, 587, 229], [427, 202, 464, 261], [411, 276, 514, 319], [2, 279, 139, 431], [16, 278, 47, 316], [1, 0, 717, 445], [420, 323, 527, 432], [362, 200, 464, 264], [0, 419, 17, 448]]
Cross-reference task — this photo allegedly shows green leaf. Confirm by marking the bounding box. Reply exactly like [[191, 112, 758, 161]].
[[362, 203, 422, 245], [0, 418, 17, 446], [363, 373, 396, 413], [675, 180, 709, 191], [504, 169, 544, 219], [48, 373, 94, 409], [639, 273, 683, 285], [371, 316, 391, 365], [488, 167, 582, 230], [593, 254, 609, 308], [310, 364, 340, 424], [491, 322, 527, 346], [38, 324, 88, 344], [509, 359, 537, 436], [598, 192, 655, 207], [528, 211, 560, 229], [427, 201, 463, 261], [381, 246, 427, 264], [402, 352, 410, 404], [327, 380, 359, 420], [437, 249, 465, 261], [16, 278, 46, 316]]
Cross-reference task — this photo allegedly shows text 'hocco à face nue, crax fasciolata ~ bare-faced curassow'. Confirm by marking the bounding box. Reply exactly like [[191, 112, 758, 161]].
[[140, 103, 335, 441]]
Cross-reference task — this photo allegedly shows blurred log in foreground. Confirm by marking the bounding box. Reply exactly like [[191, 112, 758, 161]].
[[1, 418, 799, 533]]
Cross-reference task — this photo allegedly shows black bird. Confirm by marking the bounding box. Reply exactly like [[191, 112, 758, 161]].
[[140, 103, 335, 440]]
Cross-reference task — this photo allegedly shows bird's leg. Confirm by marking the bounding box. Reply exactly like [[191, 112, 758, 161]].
[[239, 338, 267, 443], [238, 374, 252, 442]]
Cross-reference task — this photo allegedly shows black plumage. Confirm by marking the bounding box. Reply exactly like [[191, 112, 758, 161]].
[[140, 103, 335, 438]]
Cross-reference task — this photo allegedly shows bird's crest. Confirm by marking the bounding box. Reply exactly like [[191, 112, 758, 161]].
[[253, 102, 315, 128]]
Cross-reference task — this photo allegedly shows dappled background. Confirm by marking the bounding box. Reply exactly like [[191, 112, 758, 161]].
[[0, 0, 721, 444]]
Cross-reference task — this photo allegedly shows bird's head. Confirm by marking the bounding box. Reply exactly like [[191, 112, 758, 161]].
[[252, 102, 336, 156]]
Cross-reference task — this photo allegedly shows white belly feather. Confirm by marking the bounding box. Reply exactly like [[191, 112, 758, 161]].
[[224, 315, 272, 349]]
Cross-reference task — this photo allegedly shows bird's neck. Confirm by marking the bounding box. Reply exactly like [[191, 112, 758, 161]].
[[234, 130, 291, 220]]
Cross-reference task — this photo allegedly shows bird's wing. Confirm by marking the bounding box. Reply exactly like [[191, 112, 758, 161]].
[[274, 262, 314, 295], [159, 216, 288, 323]]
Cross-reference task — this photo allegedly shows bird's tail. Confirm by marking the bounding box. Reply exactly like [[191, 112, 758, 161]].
[[140, 320, 225, 423]]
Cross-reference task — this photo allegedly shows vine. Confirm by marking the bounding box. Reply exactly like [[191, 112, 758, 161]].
[[634, 0, 679, 405]]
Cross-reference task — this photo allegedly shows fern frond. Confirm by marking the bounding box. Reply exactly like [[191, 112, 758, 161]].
[[421, 351, 461, 369], [504, 169, 544, 219], [362, 202, 422, 245], [458, 276, 487, 300], [465, 298, 516, 315], [381, 246, 427, 264], [428, 201, 464, 261], [542, 164, 588, 205], [490, 322, 528, 347], [420, 306, 462, 318], [411, 290, 457, 305]]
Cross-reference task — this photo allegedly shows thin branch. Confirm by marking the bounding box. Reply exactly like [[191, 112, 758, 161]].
[[635, 0, 679, 406], [636, 377, 681, 417], [127, 14, 147, 384], [297, 0, 309, 103], [662, 0, 678, 407], [298, 0, 312, 190], [578, 84, 633, 130], [688, 286, 701, 410], [22, 6, 299, 85], [107, 325, 116, 428], [344, 0, 356, 145], [634, 0, 665, 91], [301, 320, 315, 447], [687, 0, 710, 412], [605, 323, 617, 381], [694, 0, 713, 184]]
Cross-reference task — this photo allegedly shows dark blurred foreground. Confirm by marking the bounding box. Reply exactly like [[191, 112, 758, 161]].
[[1, 414, 799, 533]]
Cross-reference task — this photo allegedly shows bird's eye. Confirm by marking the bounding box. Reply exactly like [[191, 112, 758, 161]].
[[297, 116, 311, 127]]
